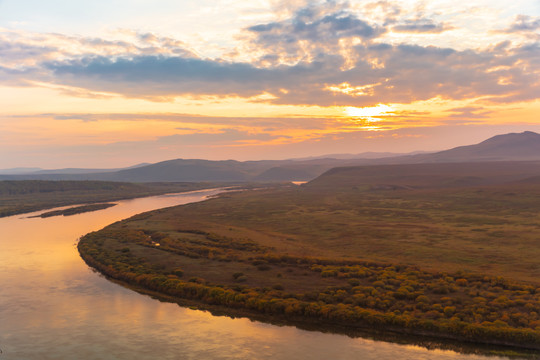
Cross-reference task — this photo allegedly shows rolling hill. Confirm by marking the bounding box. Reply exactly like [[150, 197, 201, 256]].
[[306, 160, 540, 190], [385, 131, 540, 164], [2, 131, 540, 182]]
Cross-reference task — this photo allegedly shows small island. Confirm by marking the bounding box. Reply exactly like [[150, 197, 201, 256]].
[[0, 180, 229, 218], [32, 203, 117, 218]]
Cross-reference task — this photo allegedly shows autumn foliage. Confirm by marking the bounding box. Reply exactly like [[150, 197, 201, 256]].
[[79, 228, 540, 350]]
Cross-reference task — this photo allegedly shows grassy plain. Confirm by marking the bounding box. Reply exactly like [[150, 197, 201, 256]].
[[118, 182, 540, 283], [79, 165, 540, 351]]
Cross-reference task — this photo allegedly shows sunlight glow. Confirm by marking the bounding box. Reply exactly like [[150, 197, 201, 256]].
[[345, 104, 395, 119], [0, 0, 539, 167]]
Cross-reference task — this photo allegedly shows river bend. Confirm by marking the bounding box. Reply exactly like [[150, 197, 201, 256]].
[[0, 190, 511, 359]]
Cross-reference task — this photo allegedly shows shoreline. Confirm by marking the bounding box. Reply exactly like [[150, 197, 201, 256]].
[[78, 242, 540, 358]]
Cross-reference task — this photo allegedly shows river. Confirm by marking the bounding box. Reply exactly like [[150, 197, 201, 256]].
[[0, 189, 514, 359]]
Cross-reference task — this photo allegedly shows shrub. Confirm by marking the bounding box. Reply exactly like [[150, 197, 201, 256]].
[[172, 268, 184, 277], [232, 272, 244, 279]]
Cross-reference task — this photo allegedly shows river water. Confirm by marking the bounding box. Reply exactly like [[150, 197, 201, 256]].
[[0, 189, 513, 359]]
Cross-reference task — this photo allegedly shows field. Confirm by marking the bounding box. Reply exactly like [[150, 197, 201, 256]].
[[93, 182, 540, 283], [78, 163, 540, 352]]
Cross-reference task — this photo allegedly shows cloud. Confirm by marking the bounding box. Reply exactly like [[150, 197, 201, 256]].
[[392, 19, 453, 34], [1, 2, 539, 108], [8, 113, 340, 132], [244, 2, 385, 65], [45, 55, 300, 99], [493, 15, 540, 40], [155, 128, 279, 146], [271, 42, 539, 106], [0, 40, 57, 65], [362, 1, 402, 22], [15, 39, 535, 107], [502, 15, 540, 33], [247, 10, 382, 40], [0, 28, 197, 72], [0, 64, 42, 87], [445, 106, 493, 119]]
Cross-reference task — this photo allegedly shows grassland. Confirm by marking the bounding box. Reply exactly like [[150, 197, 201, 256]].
[[78, 166, 540, 353], [0, 180, 227, 217], [106, 182, 540, 283]]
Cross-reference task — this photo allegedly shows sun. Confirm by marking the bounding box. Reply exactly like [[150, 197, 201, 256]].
[[345, 104, 394, 120]]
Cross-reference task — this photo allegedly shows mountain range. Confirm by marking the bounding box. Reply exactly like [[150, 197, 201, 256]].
[[3, 131, 540, 182]]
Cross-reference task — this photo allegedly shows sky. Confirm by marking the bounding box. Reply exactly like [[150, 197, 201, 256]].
[[0, 0, 539, 168]]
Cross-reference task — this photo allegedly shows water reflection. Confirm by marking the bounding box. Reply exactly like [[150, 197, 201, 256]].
[[0, 190, 516, 359]]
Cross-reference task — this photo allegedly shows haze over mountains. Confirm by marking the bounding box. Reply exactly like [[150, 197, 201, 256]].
[[307, 161, 540, 191], [0, 163, 151, 175], [381, 131, 540, 164], [3, 131, 540, 182]]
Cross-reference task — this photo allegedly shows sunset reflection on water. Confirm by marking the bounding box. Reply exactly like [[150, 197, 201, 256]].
[[0, 190, 513, 360]]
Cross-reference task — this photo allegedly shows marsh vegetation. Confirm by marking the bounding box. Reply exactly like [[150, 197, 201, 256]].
[[78, 164, 540, 351]]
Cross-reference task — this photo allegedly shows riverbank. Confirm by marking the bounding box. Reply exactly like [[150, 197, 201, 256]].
[[77, 181, 540, 355], [78, 224, 540, 354], [94, 266, 540, 359]]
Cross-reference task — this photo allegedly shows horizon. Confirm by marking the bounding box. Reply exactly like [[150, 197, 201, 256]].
[[1, 1, 539, 168], [1, 129, 539, 171]]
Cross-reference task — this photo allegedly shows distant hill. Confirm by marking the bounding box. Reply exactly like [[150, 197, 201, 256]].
[[0, 167, 42, 175], [253, 166, 318, 181], [376, 131, 540, 164], [433, 131, 540, 162], [104, 159, 257, 182], [306, 161, 540, 190], [24, 162, 151, 175], [0, 163, 150, 176], [289, 151, 425, 161], [0, 158, 354, 182], [3, 131, 540, 183]]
